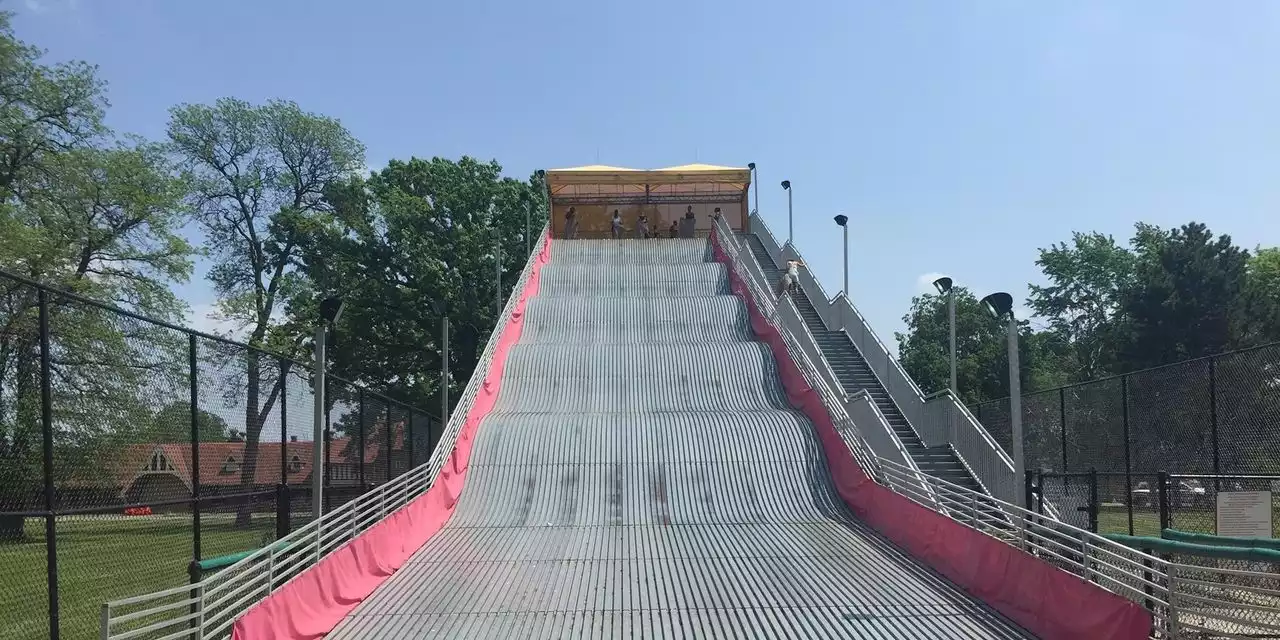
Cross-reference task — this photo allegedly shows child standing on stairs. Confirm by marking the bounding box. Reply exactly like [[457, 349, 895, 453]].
[[776, 259, 806, 298]]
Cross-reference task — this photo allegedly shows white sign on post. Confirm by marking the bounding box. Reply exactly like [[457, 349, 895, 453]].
[[1216, 491, 1273, 538]]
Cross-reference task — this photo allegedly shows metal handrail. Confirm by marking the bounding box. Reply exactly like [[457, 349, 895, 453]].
[[100, 224, 553, 640], [874, 456, 1280, 638], [747, 213, 1029, 509], [711, 218, 882, 478]]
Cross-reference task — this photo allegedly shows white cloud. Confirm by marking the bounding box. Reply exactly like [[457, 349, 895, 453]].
[[915, 272, 949, 294]]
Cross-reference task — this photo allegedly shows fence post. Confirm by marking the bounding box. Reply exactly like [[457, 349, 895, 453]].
[[386, 403, 393, 484], [1023, 469, 1035, 551], [276, 483, 290, 541], [1157, 471, 1171, 533], [188, 334, 201, 632], [1208, 357, 1220, 480], [1088, 467, 1099, 533], [408, 411, 416, 468], [358, 389, 366, 491], [39, 289, 59, 640], [278, 358, 288, 540], [1058, 388, 1068, 472], [280, 358, 288, 485], [1121, 375, 1134, 536]]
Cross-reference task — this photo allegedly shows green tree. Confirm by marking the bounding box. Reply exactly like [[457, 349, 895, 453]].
[[895, 286, 1067, 407], [166, 98, 364, 523], [140, 401, 233, 444], [1119, 222, 1250, 370], [0, 16, 195, 521], [1026, 231, 1135, 380], [1241, 247, 1280, 344], [295, 157, 547, 413], [0, 11, 105, 199]]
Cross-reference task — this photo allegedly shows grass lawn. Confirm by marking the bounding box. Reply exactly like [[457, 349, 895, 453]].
[[0, 515, 275, 640], [1097, 505, 1280, 538]]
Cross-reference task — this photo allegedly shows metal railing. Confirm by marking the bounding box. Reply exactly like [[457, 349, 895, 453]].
[[99, 225, 552, 640], [711, 218, 883, 481], [874, 456, 1280, 638], [747, 213, 1024, 507]]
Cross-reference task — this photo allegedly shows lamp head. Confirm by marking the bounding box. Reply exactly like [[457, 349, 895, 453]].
[[748, 162, 756, 170], [319, 297, 345, 324], [833, 214, 848, 227], [932, 276, 953, 295], [980, 292, 1014, 319], [535, 169, 545, 178], [780, 180, 791, 190]]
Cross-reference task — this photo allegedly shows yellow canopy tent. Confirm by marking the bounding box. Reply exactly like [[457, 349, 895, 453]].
[[544, 163, 752, 237]]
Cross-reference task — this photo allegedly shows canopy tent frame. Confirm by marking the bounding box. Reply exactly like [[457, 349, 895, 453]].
[[545, 164, 751, 206]]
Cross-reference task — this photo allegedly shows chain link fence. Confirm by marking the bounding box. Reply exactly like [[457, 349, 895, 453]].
[[975, 342, 1280, 476], [0, 270, 442, 640], [1033, 471, 1280, 538]]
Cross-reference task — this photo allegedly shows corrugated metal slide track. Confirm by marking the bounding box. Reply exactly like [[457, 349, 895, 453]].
[[328, 238, 1034, 639]]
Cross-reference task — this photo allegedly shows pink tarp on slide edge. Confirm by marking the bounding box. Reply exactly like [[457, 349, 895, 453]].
[[709, 228, 1153, 640], [231, 234, 554, 640]]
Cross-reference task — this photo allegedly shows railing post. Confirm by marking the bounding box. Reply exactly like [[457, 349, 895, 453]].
[[39, 289, 59, 640], [99, 603, 110, 640], [1022, 469, 1034, 551], [1080, 534, 1093, 583], [1157, 471, 1171, 533]]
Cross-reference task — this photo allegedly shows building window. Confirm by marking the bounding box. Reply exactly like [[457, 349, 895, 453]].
[[221, 457, 239, 474], [288, 456, 303, 474], [147, 451, 175, 472]]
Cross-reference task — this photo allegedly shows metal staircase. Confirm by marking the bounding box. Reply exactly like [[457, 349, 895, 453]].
[[741, 233, 982, 492]]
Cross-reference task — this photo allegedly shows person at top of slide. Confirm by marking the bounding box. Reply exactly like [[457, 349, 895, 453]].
[[636, 214, 650, 239], [678, 206, 696, 238], [776, 259, 806, 298], [611, 209, 623, 239], [563, 207, 578, 240]]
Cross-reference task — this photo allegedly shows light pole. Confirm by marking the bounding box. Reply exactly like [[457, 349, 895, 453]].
[[493, 229, 502, 317], [748, 162, 758, 215], [833, 214, 849, 298], [981, 291, 1025, 506], [313, 296, 344, 523], [933, 276, 957, 396], [780, 180, 793, 246]]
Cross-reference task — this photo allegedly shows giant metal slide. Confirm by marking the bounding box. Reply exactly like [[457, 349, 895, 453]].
[[102, 226, 1160, 640], [323, 237, 1030, 638]]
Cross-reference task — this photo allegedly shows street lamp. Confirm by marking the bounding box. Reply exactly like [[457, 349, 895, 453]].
[[781, 179, 793, 247], [980, 291, 1025, 505], [748, 162, 758, 216], [313, 296, 344, 522], [933, 276, 957, 397], [833, 214, 849, 298]]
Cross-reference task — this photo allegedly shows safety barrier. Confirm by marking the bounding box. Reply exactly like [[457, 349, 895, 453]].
[[748, 213, 1025, 507], [98, 225, 551, 640], [875, 457, 1280, 638]]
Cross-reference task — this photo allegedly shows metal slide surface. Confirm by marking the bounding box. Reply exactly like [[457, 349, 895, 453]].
[[328, 238, 1033, 639]]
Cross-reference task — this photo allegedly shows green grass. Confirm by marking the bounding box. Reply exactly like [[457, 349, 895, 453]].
[[0, 515, 274, 640], [1097, 505, 1280, 539]]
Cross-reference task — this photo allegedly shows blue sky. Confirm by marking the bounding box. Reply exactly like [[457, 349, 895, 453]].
[[13, 0, 1280, 349]]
